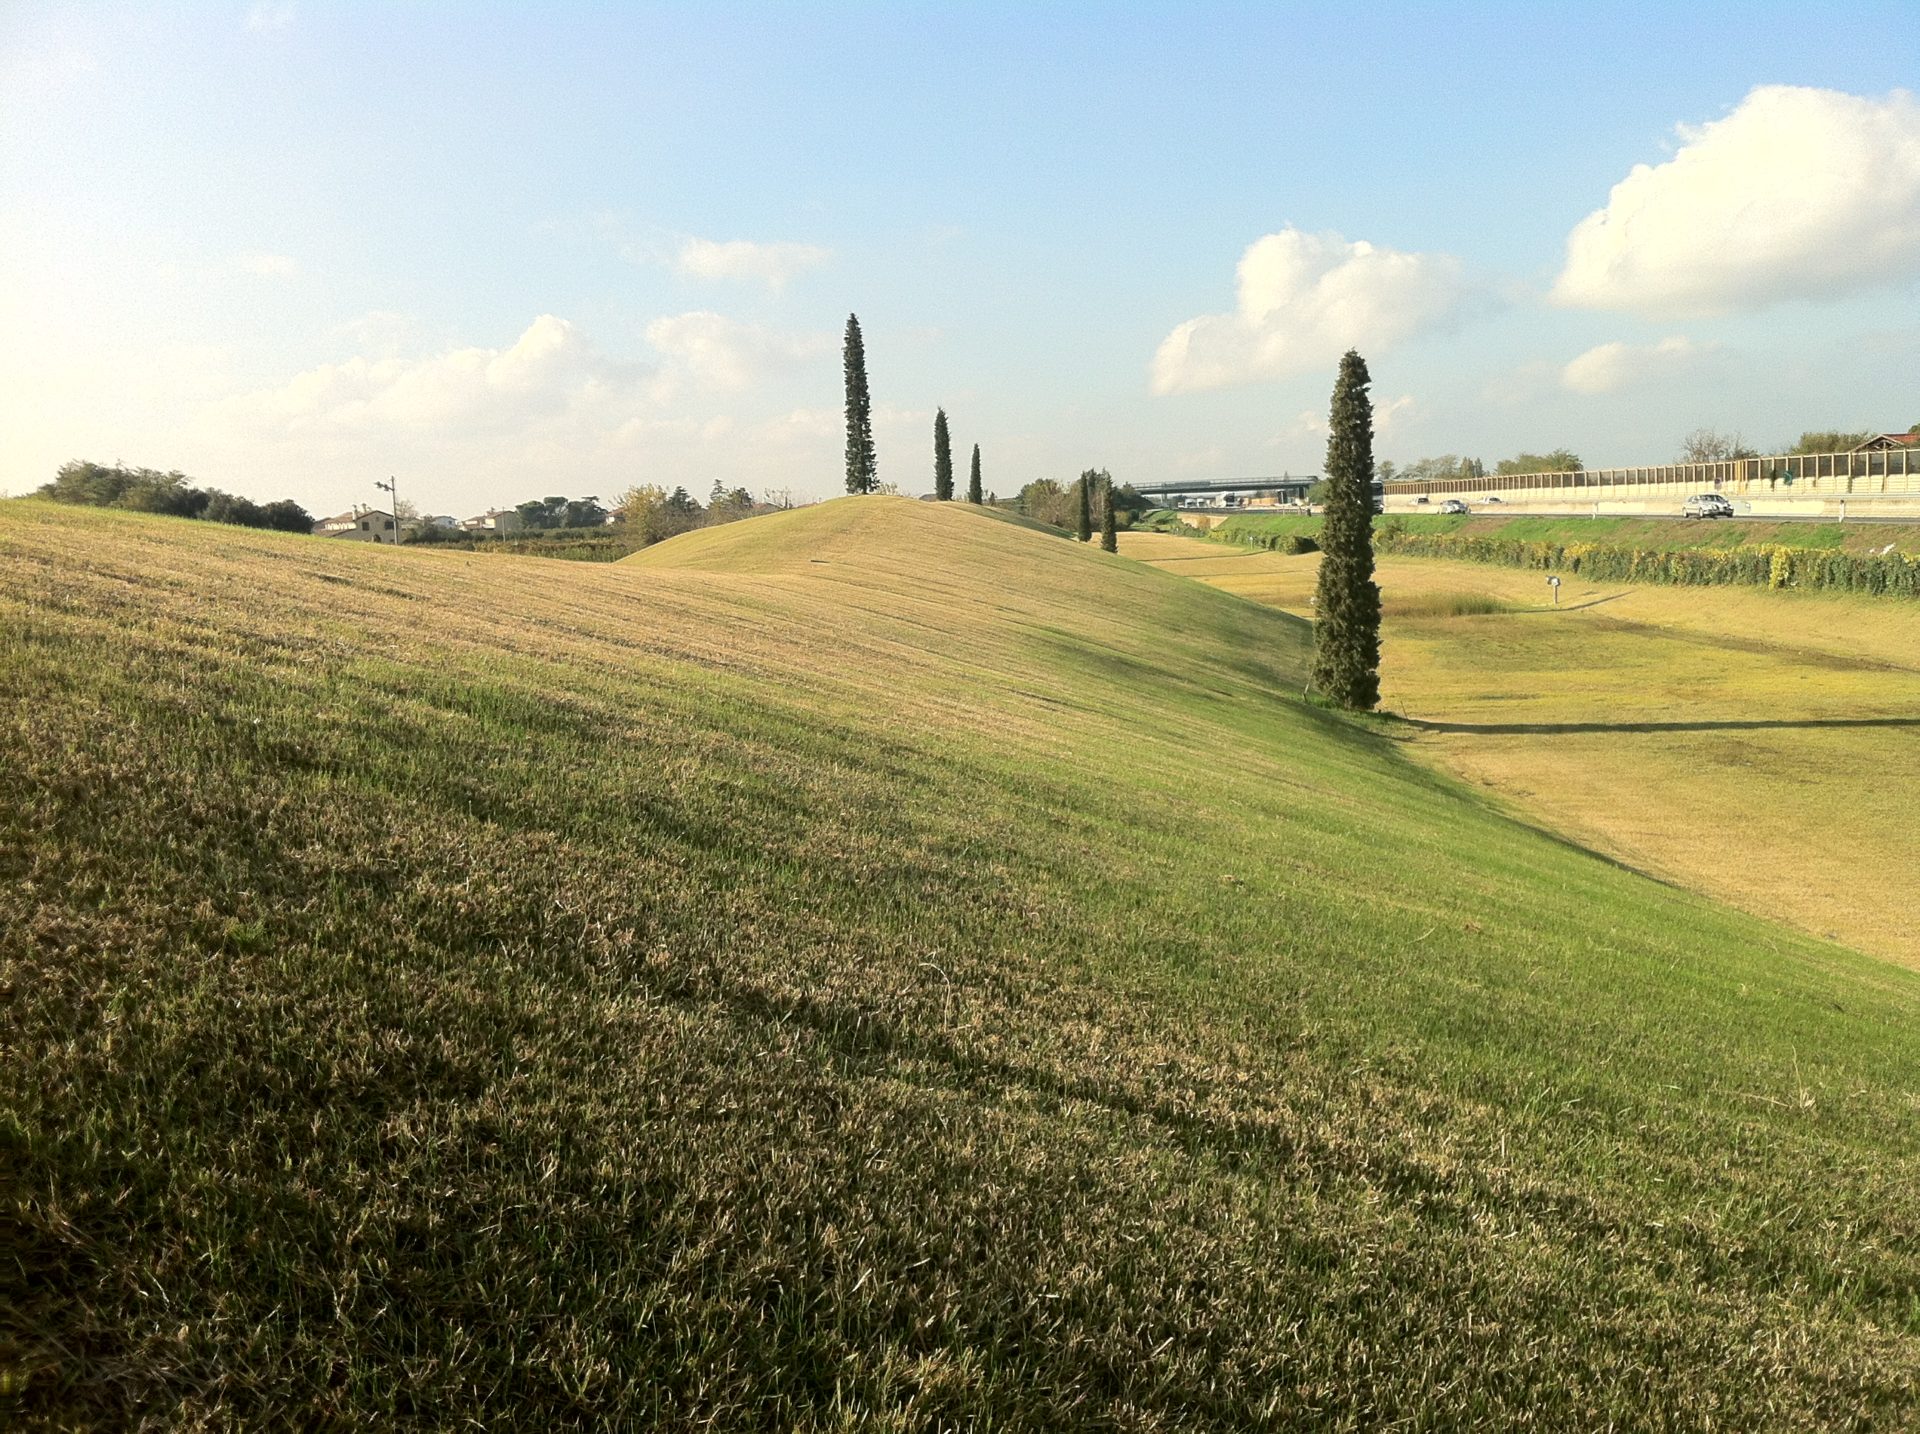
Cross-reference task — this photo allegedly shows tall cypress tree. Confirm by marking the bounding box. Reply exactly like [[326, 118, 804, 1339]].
[[967, 444, 983, 504], [843, 314, 876, 495], [1099, 471, 1117, 552], [1309, 350, 1381, 709], [1076, 470, 1094, 542], [932, 408, 954, 500]]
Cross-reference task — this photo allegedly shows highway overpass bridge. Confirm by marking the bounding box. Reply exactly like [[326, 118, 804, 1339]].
[[1133, 475, 1365, 506], [1136, 476, 1320, 502]]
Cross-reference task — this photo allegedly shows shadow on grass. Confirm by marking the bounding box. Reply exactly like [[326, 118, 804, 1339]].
[[1509, 592, 1632, 614]]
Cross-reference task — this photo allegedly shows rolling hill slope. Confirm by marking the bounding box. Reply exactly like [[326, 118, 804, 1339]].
[[3, 495, 1918, 1427]]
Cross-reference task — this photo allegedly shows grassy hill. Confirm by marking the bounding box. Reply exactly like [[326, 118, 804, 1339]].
[[4, 496, 1919, 1427]]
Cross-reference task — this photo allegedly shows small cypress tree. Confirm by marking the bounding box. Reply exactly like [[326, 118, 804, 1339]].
[[1099, 472, 1117, 552], [932, 408, 954, 500], [843, 314, 876, 495], [1076, 470, 1094, 542], [1309, 350, 1381, 709], [967, 444, 983, 504]]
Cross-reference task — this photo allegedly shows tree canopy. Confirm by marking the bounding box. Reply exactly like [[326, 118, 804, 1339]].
[[1015, 479, 1075, 530], [1386, 455, 1482, 483], [34, 461, 313, 534], [1494, 450, 1582, 476], [1679, 429, 1757, 462], [1789, 431, 1874, 455], [515, 495, 608, 530]]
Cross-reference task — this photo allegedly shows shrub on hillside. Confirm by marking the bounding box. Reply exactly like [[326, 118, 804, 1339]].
[[34, 461, 313, 533]]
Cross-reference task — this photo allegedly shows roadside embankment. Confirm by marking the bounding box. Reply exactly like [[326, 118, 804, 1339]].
[[1209, 512, 1920, 597]]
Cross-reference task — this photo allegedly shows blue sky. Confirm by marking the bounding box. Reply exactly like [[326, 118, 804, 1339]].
[[4, 2, 1917, 516]]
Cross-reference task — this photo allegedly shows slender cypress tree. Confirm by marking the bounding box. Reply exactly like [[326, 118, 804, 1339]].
[[1099, 472, 1117, 552], [843, 314, 876, 495], [1309, 350, 1382, 709], [932, 408, 954, 500], [967, 444, 983, 504], [1076, 470, 1094, 541]]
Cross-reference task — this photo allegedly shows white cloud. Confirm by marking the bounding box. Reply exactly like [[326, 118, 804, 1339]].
[[1151, 227, 1472, 395], [762, 406, 842, 442], [212, 315, 630, 434], [1285, 393, 1412, 441], [216, 311, 831, 439], [175, 312, 861, 512], [674, 237, 830, 292], [1561, 336, 1706, 395], [1373, 394, 1416, 433], [244, 3, 297, 34], [1553, 86, 1920, 315], [642, 312, 832, 393], [238, 253, 299, 277], [331, 310, 422, 355]]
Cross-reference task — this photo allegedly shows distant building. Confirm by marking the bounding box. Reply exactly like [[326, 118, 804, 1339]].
[[427, 514, 459, 529], [1853, 433, 1920, 452], [312, 507, 399, 543], [461, 509, 525, 533]]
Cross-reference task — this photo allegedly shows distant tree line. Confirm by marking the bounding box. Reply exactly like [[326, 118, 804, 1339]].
[[403, 480, 779, 552], [1681, 427, 1920, 461], [512, 495, 610, 530], [32, 461, 314, 533], [1379, 451, 1583, 483], [1012, 476, 1151, 532], [610, 481, 772, 545]]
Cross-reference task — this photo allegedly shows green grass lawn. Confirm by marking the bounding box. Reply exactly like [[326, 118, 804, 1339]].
[[5, 497, 1920, 1427], [1123, 533, 1920, 968]]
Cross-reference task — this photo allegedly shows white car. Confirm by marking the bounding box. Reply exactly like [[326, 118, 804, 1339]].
[[1682, 493, 1734, 519], [1440, 499, 1470, 515]]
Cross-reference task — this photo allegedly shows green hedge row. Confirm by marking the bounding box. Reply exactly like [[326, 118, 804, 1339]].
[[1364, 529, 1920, 598]]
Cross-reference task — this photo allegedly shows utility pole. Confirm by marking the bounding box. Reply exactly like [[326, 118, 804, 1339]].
[[375, 475, 398, 543]]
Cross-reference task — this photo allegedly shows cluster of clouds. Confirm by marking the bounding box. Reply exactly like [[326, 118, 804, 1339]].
[[216, 309, 832, 437], [168, 226, 910, 509], [1560, 336, 1710, 396], [1152, 85, 1920, 415], [1149, 229, 1470, 396], [673, 238, 829, 293], [65, 84, 1913, 506], [185, 300, 884, 511], [1551, 85, 1920, 316]]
